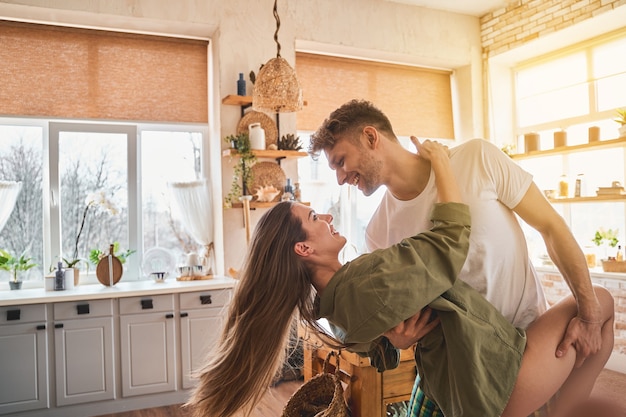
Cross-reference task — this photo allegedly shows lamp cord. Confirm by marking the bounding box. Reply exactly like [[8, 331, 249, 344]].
[[273, 0, 281, 58]]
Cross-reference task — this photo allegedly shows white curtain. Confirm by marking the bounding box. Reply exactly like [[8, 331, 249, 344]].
[[167, 179, 214, 270], [0, 181, 22, 233]]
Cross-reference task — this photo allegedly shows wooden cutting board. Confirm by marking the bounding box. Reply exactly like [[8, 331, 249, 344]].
[[96, 244, 123, 286]]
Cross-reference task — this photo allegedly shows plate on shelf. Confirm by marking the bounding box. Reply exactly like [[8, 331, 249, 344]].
[[596, 187, 625, 196], [141, 247, 176, 279], [249, 162, 286, 202], [237, 110, 278, 149]]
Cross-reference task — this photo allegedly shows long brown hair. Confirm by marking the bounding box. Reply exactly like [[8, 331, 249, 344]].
[[186, 201, 339, 417]]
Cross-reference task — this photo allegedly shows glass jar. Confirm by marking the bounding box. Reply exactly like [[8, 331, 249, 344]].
[[558, 175, 569, 198]]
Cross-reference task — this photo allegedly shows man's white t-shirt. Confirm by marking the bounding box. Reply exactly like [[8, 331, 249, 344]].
[[365, 139, 547, 328]]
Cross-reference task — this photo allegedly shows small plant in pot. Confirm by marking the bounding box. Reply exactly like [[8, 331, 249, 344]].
[[592, 228, 625, 272], [0, 249, 38, 290]]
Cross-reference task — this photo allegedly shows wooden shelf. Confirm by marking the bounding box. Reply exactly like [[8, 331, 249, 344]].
[[221, 94, 308, 108], [548, 194, 626, 203], [222, 148, 307, 159], [222, 94, 253, 106], [231, 201, 310, 209], [512, 136, 626, 160]]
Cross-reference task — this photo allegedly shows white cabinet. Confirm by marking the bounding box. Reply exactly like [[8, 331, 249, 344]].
[[0, 304, 49, 415], [179, 289, 232, 388], [119, 294, 176, 397], [53, 299, 115, 406]]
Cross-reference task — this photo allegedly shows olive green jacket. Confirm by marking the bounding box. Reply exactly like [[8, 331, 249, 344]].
[[316, 202, 526, 417]]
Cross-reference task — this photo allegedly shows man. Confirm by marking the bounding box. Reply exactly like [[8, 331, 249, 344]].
[[309, 99, 606, 416]]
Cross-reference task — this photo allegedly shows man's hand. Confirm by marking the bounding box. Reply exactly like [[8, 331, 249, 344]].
[[556, 316, 603, 367], [384, 307, 440, 349]]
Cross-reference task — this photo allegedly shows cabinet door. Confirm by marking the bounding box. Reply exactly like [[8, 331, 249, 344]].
[[120, 311, 176, 397], [180, 310, 223, 389], [54, 316, 115, 406], [0, 317, 49, 415]]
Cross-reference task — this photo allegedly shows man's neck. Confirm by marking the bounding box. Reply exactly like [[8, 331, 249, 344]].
[[386, 152, 431, 201]]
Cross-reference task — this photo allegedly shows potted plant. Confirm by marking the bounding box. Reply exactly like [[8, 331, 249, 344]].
[[615, 108, 626, 138], [89, 241, 136, 266], [0, 249, 38, 290], [223, 132, 256, 208], [592, 228, 624, 272]]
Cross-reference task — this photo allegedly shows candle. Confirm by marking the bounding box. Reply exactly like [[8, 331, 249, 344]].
[[554, 131, 567, 148], [524, 133, 540, 153], [187, 252, 199, 267]]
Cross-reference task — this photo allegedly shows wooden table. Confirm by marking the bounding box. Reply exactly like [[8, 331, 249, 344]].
[[302, 334, 417, 417]]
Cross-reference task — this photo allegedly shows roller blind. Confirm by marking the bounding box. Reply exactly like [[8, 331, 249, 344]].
[[296, 52, 454, 138], [0, 20, 208, 123]]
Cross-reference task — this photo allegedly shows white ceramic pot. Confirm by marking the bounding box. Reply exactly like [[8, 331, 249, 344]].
[[249, 122, 265, 150], [619, 124, 626, 138]]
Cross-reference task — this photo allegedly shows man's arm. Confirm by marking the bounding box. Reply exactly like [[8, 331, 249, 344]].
[[513, 182, 603, 365]]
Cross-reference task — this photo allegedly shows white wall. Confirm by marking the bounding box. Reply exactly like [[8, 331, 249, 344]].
[[0, 0, 483, 272]]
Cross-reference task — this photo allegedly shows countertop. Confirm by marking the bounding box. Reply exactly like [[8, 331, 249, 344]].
[[0, 276, 238, 306]]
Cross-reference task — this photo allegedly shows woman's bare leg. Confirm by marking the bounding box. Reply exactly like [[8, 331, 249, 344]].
[[501, 285, 614, 417]]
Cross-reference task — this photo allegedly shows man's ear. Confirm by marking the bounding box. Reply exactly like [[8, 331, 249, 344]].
[[294, 242, 312, 257], [362, 126, 378, 149]]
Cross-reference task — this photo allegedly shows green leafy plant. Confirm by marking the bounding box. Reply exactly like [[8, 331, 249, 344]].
[[0, 249, 38, 282], [592, 228, 619, 248], [614, 108, 626, 126], [89, 242, 136, 266], [223, 132, 256, 208]]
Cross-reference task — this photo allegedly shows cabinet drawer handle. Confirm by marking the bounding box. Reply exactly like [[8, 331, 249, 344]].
[[165, 313, 174, 319], [55, 323, 64, 329], [36, 324, 46, 330], [7, 309, 20, 321], [141, 299, 154, 310], [200, 295, 212, 305], [180, 312, 189, 318], [77, 304, 90, 315]]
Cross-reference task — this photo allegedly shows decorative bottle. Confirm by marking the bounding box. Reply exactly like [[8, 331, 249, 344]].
[[294, 182, 301, 202], [282, 178, 295, 201], [574, 174, 586, 197], [237, 73, 246, 96], [248, 122, 265, 150], [558, 175, 569, 198], [54, 261, 65, 291]]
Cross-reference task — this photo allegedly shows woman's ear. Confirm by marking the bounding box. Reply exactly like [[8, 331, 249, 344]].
[[294, 242, 312, 257]]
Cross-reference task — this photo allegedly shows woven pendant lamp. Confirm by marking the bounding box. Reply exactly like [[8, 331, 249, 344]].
[[252, 0, 303, 113]]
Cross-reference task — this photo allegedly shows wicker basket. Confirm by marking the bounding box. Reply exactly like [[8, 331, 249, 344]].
[[601, 259, 626, 273], [281, 351, 350, 417]]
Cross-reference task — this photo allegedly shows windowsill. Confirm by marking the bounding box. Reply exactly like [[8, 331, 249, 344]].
[[534, 264, 626, 282]]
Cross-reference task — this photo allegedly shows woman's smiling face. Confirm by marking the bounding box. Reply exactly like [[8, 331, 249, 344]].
[[291, 203, 347, 257]]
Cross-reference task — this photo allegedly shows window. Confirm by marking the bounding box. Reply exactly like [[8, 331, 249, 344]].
[[514, 30, 626, 262], [0, 119, 208, 283], [0, 21, 210, 284], [514, 31, 626, 146]]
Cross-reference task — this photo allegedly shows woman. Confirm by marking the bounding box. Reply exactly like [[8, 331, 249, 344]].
[[187, 140, 614, 417]]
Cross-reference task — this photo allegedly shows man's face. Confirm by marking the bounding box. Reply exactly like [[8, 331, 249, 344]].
[[323, 129, 384, 196]]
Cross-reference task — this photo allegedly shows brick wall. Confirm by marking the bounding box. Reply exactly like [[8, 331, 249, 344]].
[[480, 0, 626, 59], [540, 272, 626, 355]]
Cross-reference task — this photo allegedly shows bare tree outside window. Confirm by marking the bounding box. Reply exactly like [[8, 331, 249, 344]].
[[0, 127, 44, 279]]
